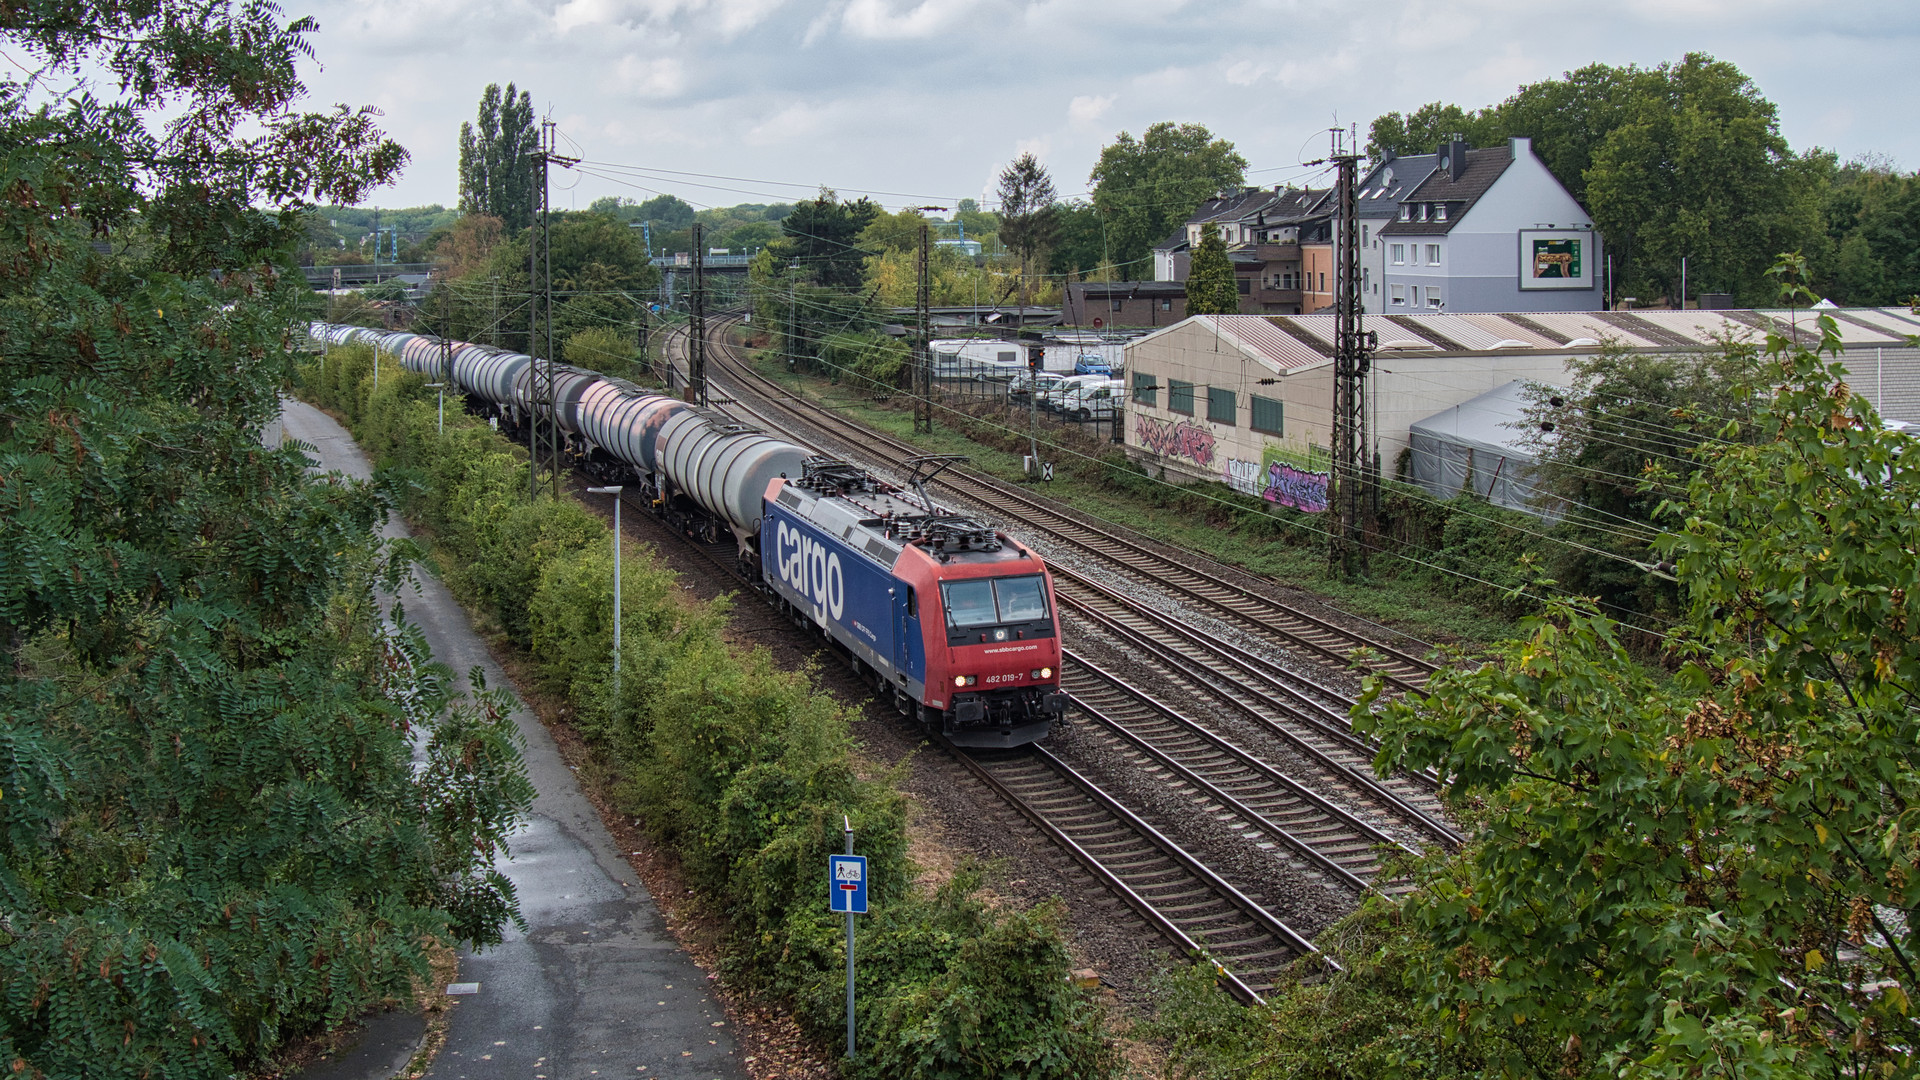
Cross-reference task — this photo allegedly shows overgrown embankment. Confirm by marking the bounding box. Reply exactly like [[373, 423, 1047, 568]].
[[296, 344, 1120, 1080]]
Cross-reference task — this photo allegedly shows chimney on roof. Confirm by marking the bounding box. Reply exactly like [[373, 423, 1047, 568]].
[[1439, 134, 1469, 181], [1509, 135, 1532, 161]]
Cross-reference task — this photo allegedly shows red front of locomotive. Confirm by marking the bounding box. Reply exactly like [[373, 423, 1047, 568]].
[[892, 535, 1066, 747]]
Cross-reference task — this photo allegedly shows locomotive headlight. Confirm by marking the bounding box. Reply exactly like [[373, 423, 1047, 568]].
[[954, 675, 976, 687], [1040, 667, 1053, 679]]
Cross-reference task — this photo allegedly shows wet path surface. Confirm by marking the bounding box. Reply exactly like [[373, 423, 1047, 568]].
[[279, 399, 746, 1080]]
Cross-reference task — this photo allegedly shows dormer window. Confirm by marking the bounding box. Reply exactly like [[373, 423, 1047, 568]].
[[1400, 204, 1412, 222], [1418, 204, 1428, 222], [1435, 203, 1448, 222]]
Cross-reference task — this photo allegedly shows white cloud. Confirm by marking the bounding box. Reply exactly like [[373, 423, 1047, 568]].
[[611, 56, 687, 98], [1067, 94, 1114, 126], [291, 0, 1916, 212], [840, 0, 978, 38]]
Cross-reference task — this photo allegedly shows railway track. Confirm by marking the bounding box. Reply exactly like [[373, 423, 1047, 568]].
[[686, 315, 1438, 695], [594, 454, 1330, 1003], [656, 315, 1451, 845], [674, 317, 1458, 843], [944, 738, 1330, 1002]]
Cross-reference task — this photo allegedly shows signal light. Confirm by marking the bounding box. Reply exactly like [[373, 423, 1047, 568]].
[[954, 675, 976, 687]]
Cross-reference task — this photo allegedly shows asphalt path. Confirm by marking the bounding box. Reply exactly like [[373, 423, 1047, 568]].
[[278, 399, 747, 1080]]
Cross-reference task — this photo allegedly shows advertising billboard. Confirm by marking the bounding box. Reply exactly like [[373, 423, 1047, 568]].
[[1517, 229, 1597, 291]]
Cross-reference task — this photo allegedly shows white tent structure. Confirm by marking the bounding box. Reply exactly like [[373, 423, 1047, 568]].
[[1407, 380, 1562, 519]]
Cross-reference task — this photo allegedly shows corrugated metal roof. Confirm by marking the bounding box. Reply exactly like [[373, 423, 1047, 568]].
[[1171, 309, 1920, 372], [1202, 315, 1329, 370], [1450, 314, 1565, 349], [1519, 311, 1663, 347]]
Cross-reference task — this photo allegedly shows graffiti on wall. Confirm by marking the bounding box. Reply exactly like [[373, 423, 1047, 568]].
[[1137, 415, 1216, 468], [1224, 458, 1263, 497], [1264, 462, 1330, 513]]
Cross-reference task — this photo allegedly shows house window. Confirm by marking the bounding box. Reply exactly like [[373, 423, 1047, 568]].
[[1160, 298, 1172, 311], [1390, 284, 1406, 306], [1391, 243, 1405, 265], [1426, 244, 1441, 265], [1363, 268, 1370, 292], [1418, 204, 1428, 222], [1132, 371, 1158, 407], [1207, 387, 1236, 425], [1400, 204, 1411, 221], [1169, 379, 1194, 415], [1428, 289, 1443, 310], [1237, 278, 1250, 295], [1320, 272, 1327, 291], [1362, 225, 1369, 246], [1250, 394, 1283, 435], [1435, 203, 1448, 222], [1411, 285, 1421, 306], [1110, 299, 1124, 312]]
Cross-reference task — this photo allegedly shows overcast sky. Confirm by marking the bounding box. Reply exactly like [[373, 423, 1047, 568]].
[[298, 0, 1915, 214]]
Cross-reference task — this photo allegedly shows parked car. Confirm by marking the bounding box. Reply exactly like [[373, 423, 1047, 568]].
[[1038, 373, 1114, 413], [1057, 379, 1125, 422], [1007, 371, 1066, 404], [1072, 353, 1114, 376]]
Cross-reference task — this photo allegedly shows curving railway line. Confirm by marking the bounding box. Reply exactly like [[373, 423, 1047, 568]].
[[638, 316, 1462, 1000]]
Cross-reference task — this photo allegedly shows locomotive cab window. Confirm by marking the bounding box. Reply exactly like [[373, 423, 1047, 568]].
[[941, 575, 1050, 629]]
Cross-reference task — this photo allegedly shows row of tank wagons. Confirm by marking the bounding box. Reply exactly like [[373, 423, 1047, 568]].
[[310, 323, 812, 556], [313, 323, 1062, 748]]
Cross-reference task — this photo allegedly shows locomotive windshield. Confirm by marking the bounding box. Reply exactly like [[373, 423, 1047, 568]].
[[941, 575, 1049, 628]]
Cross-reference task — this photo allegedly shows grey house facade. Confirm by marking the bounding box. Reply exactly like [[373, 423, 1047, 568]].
[[1374, 137, 1603, 314]]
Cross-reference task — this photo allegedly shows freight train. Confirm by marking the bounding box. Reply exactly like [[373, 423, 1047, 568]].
[[310, 323, 1066, 747]]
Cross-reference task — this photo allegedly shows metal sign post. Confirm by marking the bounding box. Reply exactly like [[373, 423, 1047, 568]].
[[830, 818, 868, 1063]]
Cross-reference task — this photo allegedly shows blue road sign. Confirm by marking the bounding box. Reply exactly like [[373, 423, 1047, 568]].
[[829, 854, 868, 914]]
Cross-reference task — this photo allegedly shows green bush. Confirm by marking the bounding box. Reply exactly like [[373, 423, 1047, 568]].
[[293, 355, 1119, 1079], [564, 326, 641, 381]]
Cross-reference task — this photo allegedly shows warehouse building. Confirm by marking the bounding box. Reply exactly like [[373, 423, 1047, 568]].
[[1121, 308, 1920, 515]]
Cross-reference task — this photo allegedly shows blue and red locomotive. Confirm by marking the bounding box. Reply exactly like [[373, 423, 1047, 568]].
[[312, 323, 1067, 746]]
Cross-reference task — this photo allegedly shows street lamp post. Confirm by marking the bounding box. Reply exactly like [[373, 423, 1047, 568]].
[[586, 486, 624, 699], [425, 383, 446, 434]]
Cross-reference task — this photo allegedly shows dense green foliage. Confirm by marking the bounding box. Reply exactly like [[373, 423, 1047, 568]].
[[298, 354, 1119, 1079], [457, 83, 539, 234], [1089, 122, 1247, 281], [772, 188, 884, 289], [1154, 291, 1920, 1078], [0, 3, 534, 1074], [1518, 342, 1767, 632], [435, 208, 660, 355], [1367, 54, 1883, 307], [1183, 225, 1239, 315]]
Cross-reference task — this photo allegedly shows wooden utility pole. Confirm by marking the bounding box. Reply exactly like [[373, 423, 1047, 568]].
[[1327, 130, 1376, 577], [688, 221, 706, 405]]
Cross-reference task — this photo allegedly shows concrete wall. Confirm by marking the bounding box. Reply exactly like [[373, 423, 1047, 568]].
[[1122, 320, 1336, 487]]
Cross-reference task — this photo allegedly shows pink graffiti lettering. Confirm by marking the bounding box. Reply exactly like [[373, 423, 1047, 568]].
[[1137, 415, 1216, 467], [1264, 462, 1330, 514]]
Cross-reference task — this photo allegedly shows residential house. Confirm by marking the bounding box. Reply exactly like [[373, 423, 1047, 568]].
[[1375, 137, 1602, 314]]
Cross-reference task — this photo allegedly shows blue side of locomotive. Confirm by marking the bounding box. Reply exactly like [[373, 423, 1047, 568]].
[[760, 497, 925, 690]]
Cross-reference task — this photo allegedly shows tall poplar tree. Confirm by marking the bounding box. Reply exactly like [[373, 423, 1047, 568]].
[[458, 82, 539, 233], [1184, 225, 1240, 315]]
